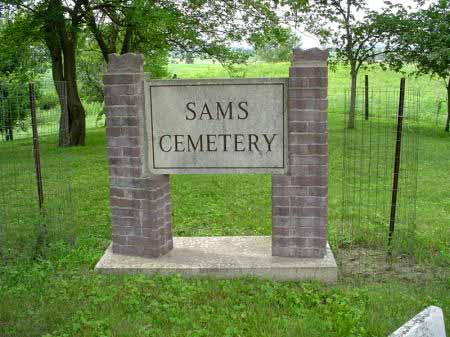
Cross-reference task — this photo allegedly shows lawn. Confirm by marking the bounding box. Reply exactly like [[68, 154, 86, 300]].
[[0, 62, 449, 337], [167, 62, 448, 125]]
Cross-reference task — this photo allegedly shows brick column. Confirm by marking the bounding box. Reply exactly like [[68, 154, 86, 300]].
[[104, 53, 173, 258], [272, 48, 328, 258]]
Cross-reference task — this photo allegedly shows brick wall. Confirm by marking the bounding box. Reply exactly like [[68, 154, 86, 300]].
[[104, 53, 173, 257], [272, 48, 328, 258], [104, 50, 328, 260]]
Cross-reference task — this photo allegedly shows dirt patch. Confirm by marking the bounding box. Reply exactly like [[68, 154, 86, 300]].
[[336, 247, 448, 283]]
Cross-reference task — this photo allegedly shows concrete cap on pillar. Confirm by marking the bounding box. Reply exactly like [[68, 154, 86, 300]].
[[107, 53, 144, 73], [292, 48, 328, 67]]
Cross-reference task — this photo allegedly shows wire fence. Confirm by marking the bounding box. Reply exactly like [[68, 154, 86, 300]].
[[333, 82, 448, 284], [0, 81, 75, 263], [0, 75, 447, 284]]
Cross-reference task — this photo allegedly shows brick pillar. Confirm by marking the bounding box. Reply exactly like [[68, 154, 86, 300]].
[[272, 48, 328, 258], [104, 53, 173, 258]]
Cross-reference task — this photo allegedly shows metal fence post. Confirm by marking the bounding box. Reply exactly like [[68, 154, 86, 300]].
[[364, 75, 369, 120], [29, 82, 44, 210], [388, 77, 406, 259]]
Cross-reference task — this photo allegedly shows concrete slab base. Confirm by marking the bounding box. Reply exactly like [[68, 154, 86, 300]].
[[95, 236, 337, 282]]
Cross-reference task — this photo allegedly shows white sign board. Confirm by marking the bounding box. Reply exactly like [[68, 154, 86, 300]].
[[144, 79, 287, 174]]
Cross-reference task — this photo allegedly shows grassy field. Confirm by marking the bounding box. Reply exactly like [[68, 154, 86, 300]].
[[167, 62, 448, 125], [0, 63, 449, 337], [167, 62, 446, 94]]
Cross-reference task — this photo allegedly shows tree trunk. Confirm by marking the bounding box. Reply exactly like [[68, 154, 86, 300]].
[[185, 54, 194, 64], [84, 1, 114, 63], [5, 121, 13, 141], [51, 54, 70, 146], [120, 27, 132, 55], [348, 65, 357, 129], [445, 80, 449, 132], [45, 28, 70, 146], [6, 98, 13, 141], [61, 35, 86, 145], [44, 0, 86, 146], [6, 127, 13, 141], [57, 82, 70, 146], [52, 6, 86, 146]]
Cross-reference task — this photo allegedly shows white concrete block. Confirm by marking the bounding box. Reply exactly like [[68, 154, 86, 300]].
[[389, 306, 446, 337]]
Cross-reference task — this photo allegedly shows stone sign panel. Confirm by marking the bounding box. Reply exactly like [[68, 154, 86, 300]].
[[144, 79, 287, 174]]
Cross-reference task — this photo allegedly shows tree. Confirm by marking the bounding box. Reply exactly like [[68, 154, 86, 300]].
[[3, 0, 88, 145], [83, 0, 286, 125], [285, 0, 390, 128], [254, 28, 300, 63], [380, 0, 450, 132], [0, 12, 47, 141], [3, 0, 284, 145], [77, 35, 105, 104], [84, 0, 284, 67], [43, 0, 87, 146]]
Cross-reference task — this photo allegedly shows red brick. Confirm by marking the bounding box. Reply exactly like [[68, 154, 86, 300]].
[[288, 110, 327, 122], [307, 122, 327, 133], [289, 78, 327, 88], [112, 225, 141, 236], [288, 122, 308, 133], [104, 84, 137, 96], [272, 186, 307, 197], [272, 196, 290, 206], [272, 175, 291, 186], [273, 206, 290, 216], [289, 67, 327, 78], [123, 147, 141, 158], [111, 207, 139, 218], [289, 155, 327, 165], [105, 54, 173, 259], [308, 186, 328, 196], [288, 99, 327, 110], [291, 176, 327, 187], [289, 134, 327, 145], [288, 88, 327, 99], [292, 48, 328, 62], [110, 197, 140, 208], [104, 74, 141, 85], [291, 207, 326, 217], [291, 196, 326, 207], [288, 144, 327, 155]]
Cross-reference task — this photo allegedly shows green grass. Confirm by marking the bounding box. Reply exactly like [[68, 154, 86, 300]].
[[168, 62, 446, 94], [1, 267, 448, 337], [0, 63, 449, 337]]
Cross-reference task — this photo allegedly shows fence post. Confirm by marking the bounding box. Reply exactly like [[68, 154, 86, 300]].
[[388, 77, 405, 258], [29, 81, 48, 258], [29, 82, 44, 210], [364, 75, 369, 120]]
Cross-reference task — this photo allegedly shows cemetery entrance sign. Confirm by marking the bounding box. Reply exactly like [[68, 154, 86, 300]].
[[96, 49, 337, 282], [145, 79, 287, 174]]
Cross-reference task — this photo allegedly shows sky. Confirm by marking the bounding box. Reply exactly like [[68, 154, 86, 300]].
[[298, 0, 423, 48]]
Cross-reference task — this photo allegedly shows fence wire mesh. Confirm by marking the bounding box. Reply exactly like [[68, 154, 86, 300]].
[[0, 74, 446, 283], [334, 84, 449, 284], [0, 81, 75, 263]]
